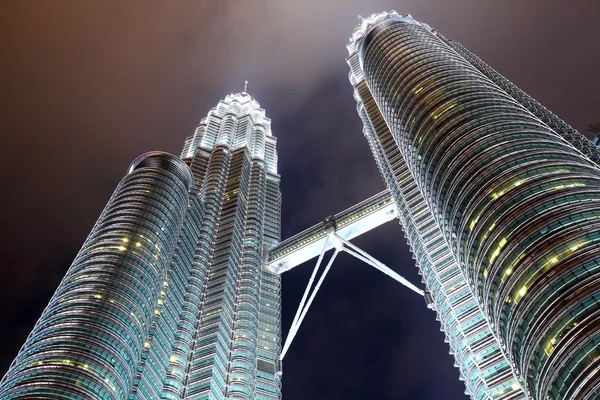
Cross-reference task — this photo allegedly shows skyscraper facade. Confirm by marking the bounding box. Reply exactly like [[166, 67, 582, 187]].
[[0, 92, 282, 400], [589, 123, 600, 146], [348, 11, 600, 400]]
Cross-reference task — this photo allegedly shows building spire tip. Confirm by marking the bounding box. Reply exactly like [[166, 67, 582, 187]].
[[244, 80, 248, 93]]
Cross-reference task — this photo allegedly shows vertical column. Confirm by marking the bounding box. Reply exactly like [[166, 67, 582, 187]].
[[159, 150, 212, 400], [255, 270, 281, 400], [159, 192, 206, 400], [227, 159, 265, 398], [183, 145, 233, 399], [258, 136, 283, 399]]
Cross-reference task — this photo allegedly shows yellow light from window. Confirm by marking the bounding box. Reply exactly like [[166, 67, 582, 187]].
[[570, 244, 580, 252], [544, 340, 554, 356], [118, 246, 127, 251], [136, 242, 142, 247], [489, 238, 507, 263], [414, 87, 424, 94], [491, 179, 526, 201], [433, 103, 457, 120], [511, 382, 521, 391], [144, 342, 151, 348], [519, 286, 527, 297], [122, 238, 129, 243], [469, 215, 480, 231], [483, 268, 488, 278]]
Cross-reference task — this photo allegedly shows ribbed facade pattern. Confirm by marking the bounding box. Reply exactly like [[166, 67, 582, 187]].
[[348, 25, 524, 398], [0, 153, 192, 399], [437, 36, 600, 167], [349, 11, 600, 400], [0, 93, 282, 399], [173, 93, 282, 400]]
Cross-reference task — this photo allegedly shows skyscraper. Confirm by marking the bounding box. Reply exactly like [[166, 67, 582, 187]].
[[348, 11, 600, 400], [0, 92, 282, 400]]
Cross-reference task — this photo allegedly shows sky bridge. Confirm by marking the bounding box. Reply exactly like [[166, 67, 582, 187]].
[[267, 190, 398, 273], [267, 190, 425, 363]]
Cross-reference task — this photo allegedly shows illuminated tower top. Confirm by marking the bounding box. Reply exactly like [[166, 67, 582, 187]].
[[181, 92, 278, 176]]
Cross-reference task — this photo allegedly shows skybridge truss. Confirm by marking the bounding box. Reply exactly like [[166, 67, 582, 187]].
[[265, 190, 424, 365]]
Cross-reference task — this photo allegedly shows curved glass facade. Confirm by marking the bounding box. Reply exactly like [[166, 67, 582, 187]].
[[0, 152, 192, 399], [0, 93, 282, 399], [439, 37, 600, 168], [352, 80, 524, 399], [350, 11, 600, 400]]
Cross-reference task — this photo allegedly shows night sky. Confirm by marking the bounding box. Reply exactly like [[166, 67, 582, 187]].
[[1, 2, 599, 399]]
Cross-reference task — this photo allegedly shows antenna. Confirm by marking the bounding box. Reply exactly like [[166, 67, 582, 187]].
[[244, 80, 248, 93]]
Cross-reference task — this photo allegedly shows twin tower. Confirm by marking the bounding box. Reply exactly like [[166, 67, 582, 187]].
[[2, 11, 599, 400]]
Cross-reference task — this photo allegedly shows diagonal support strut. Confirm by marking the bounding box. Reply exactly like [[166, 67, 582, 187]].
[[279, 231, 423, 363], [334, 233, 424, 296]]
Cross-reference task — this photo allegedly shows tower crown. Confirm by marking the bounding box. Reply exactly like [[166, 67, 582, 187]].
[[348, 11, 407, 53]]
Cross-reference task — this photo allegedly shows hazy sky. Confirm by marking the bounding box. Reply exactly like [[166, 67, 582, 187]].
[[1, 1, 599, 399]]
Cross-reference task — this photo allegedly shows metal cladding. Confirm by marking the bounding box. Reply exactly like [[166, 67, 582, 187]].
[[0, 94, 282, 399], [171, 93, 282, 400], [0, 152, 191, 399], [438, 39, 600, 167], [349, 11, 600, 400], [349, 15, 524, 399]]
